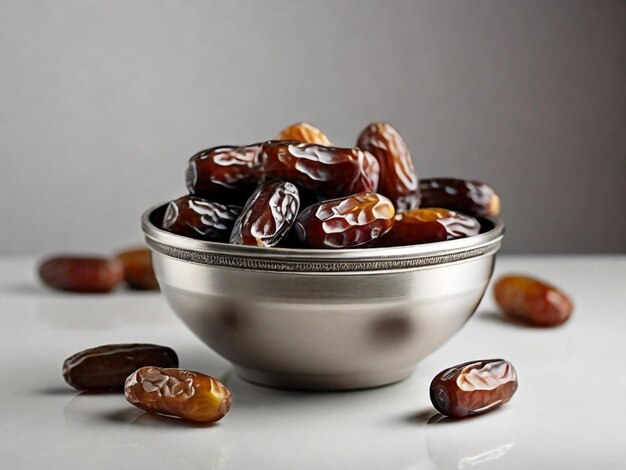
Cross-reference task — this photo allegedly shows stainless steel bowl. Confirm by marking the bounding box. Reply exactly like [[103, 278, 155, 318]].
[[142, 204, 504, 391]]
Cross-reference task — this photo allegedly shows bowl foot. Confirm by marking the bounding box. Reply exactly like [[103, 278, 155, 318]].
[[233, 366, 415, 391]]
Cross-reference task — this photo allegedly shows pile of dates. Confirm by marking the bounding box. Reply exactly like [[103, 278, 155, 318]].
[[162, 122, 501, 249]]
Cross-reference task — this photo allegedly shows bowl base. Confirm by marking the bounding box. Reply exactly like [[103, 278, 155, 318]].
[[233, 366, 415, 391]]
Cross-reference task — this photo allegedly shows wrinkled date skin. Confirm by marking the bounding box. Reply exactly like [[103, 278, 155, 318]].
[[161, 195, 241, 242], [38, 257, 123, 293], [419, 178, 501, 218], [276, 122, 332, 146], [356, 122, 420, 210], [125, 367, 232, 423], [294, 192, 395, 248], [381, 208, 479, 246], [437, 210, 481, 239], [230, 180, 300, 247], [258, 141, 378, 197], [494, 275, 573, 326], [115, 248, 158, 290], [430, 359, 518, 418], [63, 344, 178, 392], [351, 149, 380, 193], [186, 145, 261, 202]]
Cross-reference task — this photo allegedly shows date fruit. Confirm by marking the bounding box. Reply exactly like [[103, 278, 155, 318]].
[[494, 275, 573, 327], [430, 359, 518, 418], [161, 195, 241, 242], [115, 248, 158, 290], [230, 180, 300, 247], [63, 344, 178, 392], [437, 210, 481, 239], [186, 145, 261, 201], [258, 141, 377, 197], [38, 256, 123, 293], [125, 367, 232, 423], [276, 122, 332, 146], [351, 149, 380, 193], [356, 122, 420, 210], [294, 192, 395, 248], [381, 208, 479, 246], [419, 178, 500, 218]]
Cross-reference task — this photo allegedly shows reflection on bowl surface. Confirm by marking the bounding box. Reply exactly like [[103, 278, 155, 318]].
[[142, 204, 504, 391]]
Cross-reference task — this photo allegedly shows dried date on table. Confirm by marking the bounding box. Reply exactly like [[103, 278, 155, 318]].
[[258, 141, 378, 197], [115, 248, 158, 290], [356, 122, 420, 210], [186, 145, 261, 202], [230, 180, 300, 247], [38, 257, 123, 293], [294, 192, 395, 248], [161, 195, 241, 242], [63, 344, 178, 392], [419, 178, 500, 218], [494, 275, 573, 327], [125, 367, 232, 423], [430, 359, 518, 418], [276, 122, 332, 146]]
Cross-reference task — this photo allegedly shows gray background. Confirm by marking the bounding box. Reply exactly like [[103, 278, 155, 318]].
[[1, 0, 624, 255]]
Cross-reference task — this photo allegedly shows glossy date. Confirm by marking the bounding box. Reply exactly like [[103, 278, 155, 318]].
[[294, 192, 395, 248], [258, 141, 378, 197], [63, 344, 178, 392], [230, 180, 300, 247], [437, 209, 481, 239], [380, 208, 480, 246], [125, 367, 232, 423], [419, 178, 500, 218], [38, 257, 123, 293], [161, 195, 241, 242], [430, 359, 518, 418], [276, 122, 332, 146], [356, 122, 419, 210], [351, 148, 380, 193], [186, 145, 261, 202], [494, 275, 573, 326]]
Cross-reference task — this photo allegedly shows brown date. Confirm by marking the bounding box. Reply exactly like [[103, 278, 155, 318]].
[[161, 195, 241, 242], [356, 122, 420, 210], [430, 359, 518, 418], [419, 178, 500, 218], [125, 367, 232, 423], [494, 275, 573, 327], [351, 148, 380, 193], [186, 145, 261, 202], [437, 210, 481, 239], [381, 208, 479, 246], [38, 256, 123, 293], [230, 180, 300, 247], [383, 208, 447, 246], [294, 192, 395, 248], [276, 122, 332, 146], [63, 344, 178, 392], [115, 248, 158, 290], [258, 141, 377, 197]]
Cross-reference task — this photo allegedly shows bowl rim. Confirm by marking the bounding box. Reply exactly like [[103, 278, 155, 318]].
[[142, 203, 504, 273]]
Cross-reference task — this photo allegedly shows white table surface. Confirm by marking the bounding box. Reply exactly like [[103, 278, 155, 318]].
[[1, 255, 624, 469]]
